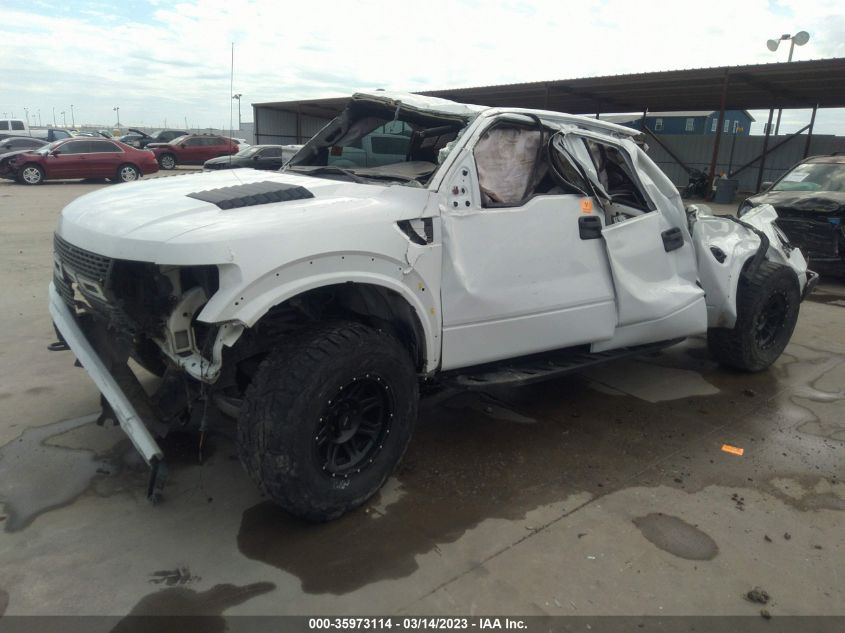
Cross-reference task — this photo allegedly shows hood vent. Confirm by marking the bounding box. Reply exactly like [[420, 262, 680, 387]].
[[187, 181, 314, 210]]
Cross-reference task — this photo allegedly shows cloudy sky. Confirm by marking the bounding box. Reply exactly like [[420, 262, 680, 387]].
[[2, 0, 844, 134]]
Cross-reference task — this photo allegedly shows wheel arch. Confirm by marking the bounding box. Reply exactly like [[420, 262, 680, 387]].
[[200, 258, 440, 372]]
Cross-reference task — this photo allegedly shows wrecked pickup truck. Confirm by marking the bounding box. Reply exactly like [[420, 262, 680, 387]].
[[49, 91, 817, 520]]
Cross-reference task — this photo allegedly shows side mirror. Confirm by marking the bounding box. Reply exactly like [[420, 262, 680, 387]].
[[51, 149, 61, 156], [760, 181, 773, 192], [252, 154, 261, 160], [180, 143, 186, 149]]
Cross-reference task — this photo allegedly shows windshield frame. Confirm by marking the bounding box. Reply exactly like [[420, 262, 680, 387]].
[[286, 98, 475, 187]]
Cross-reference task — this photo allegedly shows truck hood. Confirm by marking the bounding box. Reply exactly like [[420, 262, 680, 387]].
[[56, 168, 429, 264]]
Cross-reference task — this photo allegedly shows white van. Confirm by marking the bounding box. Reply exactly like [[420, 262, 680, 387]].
[[0, 119, 29, 136]]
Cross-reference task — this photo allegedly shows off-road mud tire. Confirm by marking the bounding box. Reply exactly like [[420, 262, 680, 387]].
[[237, 321, 418, 521], [707, 261, 800, 372]]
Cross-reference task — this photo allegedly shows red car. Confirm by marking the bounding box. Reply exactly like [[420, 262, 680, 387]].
[[148, 134, 238, 170], [11, 137, 159, 185]]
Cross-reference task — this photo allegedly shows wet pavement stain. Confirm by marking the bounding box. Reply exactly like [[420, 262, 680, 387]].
[[0, 588, 8, 617], [233, 338, 845, 595], [236, 350, 751, 595], [805, 291, 845, 307], [109, 582, 275, 633], [0, 414, 102, 532], [0, 414, 224, 532], [632, 513, 719, 560]]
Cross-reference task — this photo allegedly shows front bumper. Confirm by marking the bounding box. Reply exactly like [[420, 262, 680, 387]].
[[48, 282, 164, 465]]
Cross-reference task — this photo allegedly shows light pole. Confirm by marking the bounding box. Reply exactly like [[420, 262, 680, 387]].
[[766, 31, 810, 135], [70, 104, 75, 127], [37, 109, 42, 126], [24, 107, 29, 127], [52, 107, 56, 127], [61, 111, 66, 127], [232, 93, 242, 130], [113, 106, 120, 127]]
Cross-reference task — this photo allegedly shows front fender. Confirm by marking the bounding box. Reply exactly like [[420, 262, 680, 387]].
[[691, 204, 808, 328], [197, 252, 442, 372]]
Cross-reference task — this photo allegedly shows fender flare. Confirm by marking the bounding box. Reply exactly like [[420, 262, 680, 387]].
[[198, 254, 441, 372]]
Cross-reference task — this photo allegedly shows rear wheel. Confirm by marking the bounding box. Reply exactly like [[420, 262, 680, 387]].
[[116, 163, 140, 182], [19, 164, 44, 185], [158, 153, 176, 170], [237, 321, 418, 521], [708, 261, 800, 372]]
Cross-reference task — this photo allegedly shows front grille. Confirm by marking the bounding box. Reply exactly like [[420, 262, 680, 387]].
[[53, 234, 121, 323], [776, 218, 840, 259], [54, 234, 113, 283]]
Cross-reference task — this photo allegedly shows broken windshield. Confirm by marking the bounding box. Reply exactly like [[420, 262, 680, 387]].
[[287, 99, 469, 185]]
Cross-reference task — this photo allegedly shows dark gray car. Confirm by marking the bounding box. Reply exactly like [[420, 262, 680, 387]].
[[739, 155, 845, 275], [203, 145, 291, 170]]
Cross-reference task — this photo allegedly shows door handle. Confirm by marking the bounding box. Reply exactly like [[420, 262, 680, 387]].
[[579, 215, 603, 240], [662, 227, 684, 252]]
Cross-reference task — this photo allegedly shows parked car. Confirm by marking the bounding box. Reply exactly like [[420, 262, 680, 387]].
[[0, 118, 29, 136], [9, 137, 159, 184], [739, 154, 845, 275], [148, 133, 238, 169], [49, 91, 815, 520], [203, 144, 299, 171], [119, 132, 147, 147], [0, 136, 48, 179], [29, 128, 74, 143], [0, 136, 47, 153], [75, 131, 115, 139], [122, 128, 188, 149]]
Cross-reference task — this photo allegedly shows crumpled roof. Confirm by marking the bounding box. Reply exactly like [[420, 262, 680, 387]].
[[351, 90, 487, 120]]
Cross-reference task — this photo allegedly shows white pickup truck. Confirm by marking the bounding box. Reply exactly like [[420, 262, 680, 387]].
[[49, 91, 816, 520]]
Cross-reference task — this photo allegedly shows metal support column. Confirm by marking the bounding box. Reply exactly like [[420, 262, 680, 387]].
[[707, 72, 730, 192], [756, 108, 774, 193], [803, 104, 818, 158], [296, 106, 302, 144], [639, 108, 648, 133]]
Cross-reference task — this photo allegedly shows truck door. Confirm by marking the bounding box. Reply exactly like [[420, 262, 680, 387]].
[[439, 120, 618, 370], [554, 131, 706, 350]]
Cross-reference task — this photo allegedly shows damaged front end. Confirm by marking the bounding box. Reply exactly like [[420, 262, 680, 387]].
[[50, 234, 243, 501], [687, 203, 817, 328]]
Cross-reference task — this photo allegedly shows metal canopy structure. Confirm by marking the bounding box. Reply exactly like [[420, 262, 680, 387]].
[[254, 58, 845, 119], [253, 58, 845, 191], [420, 58, 845, 114]]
